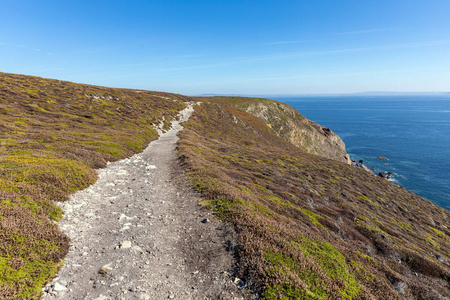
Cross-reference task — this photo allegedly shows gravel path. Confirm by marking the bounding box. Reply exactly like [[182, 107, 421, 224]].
[[42, 103, 251, 300]]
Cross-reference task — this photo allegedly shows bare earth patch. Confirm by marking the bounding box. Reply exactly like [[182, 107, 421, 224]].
[[42, 104, 251, 300]]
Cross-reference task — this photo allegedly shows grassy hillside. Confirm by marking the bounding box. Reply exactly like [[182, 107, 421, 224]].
[[0, 73, 186, 299], [1, 73, 449, 299], [177, 98, 450, 299]]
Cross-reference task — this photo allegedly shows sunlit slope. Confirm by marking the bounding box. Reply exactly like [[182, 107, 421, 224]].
[[0, 72, 186, 299], [178, 99, 450, 299]]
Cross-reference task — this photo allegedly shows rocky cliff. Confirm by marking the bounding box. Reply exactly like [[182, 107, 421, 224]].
[[196, 97, 351, 164]]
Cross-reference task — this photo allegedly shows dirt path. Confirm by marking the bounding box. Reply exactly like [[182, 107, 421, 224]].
[[42, 103, 251, 300]]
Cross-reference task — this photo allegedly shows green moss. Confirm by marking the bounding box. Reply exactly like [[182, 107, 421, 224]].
[[264, 195, 289, 207], [96, 145, 124, 157], [192, 178, 218, 192], [14, 119, 28, 127], [262, 236, 361, 299], [240, 186, 252, 194], [1, 196, 41, 218], [124, 141, 142, 152], [293, 237, 361, 299], [299, 208, 327, 230], [262, 284, 324, 300], [255, 203, 274, 216], [34, 104, 50, 113], [350, 260, 375, 282], [356, 250, 377, 265], [429, 226, 448, 241], [0, 255, 62, 299], [357, 215, 369, 221], [399, 222, 413, 230], [264, 250, 327, 299], [0, 138, 19, 146], [355, 219, 388, 237], [209, 198, 245, 220], [358, 195, 380, 207], [425, 233, 440, 248], [254, 183, 267, 192], [48, 205, 63, 222]]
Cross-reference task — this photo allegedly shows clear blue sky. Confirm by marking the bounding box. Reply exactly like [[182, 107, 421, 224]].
[[1, 0, 450, 95]]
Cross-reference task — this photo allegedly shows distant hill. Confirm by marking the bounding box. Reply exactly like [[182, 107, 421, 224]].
[[199, 91, 450, 98]]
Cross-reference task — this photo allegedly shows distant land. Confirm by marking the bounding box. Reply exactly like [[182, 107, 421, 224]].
[[198, 91, 450, 98]]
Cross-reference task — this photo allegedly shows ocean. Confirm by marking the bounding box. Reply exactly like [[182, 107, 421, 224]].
[[275, 96, 450, 211]]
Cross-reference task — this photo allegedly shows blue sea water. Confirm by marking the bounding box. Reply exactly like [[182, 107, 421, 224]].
[[275, 96, 450, 210]]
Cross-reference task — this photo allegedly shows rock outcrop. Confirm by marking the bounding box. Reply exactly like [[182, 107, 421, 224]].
[[199, 97, 351, 164]]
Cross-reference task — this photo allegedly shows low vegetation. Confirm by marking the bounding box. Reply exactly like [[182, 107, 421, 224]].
[[1, 73, 449, 299], [177, 98, 450, 299], [0, 72, 186, 299]]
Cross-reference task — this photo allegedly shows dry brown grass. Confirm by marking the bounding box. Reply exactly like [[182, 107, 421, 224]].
[[0, 72, 186, 299], [177, 99, 450, 299]]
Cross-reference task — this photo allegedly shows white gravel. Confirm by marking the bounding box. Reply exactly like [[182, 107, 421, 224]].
[[42, 103, 252, 300]]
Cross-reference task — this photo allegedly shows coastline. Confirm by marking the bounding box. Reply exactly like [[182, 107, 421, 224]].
[[277, 96, 450, 211], [351, 157, 397, 181]]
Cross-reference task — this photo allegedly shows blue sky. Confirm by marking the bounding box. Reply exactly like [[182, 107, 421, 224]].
[[1, 0, 450, 94]]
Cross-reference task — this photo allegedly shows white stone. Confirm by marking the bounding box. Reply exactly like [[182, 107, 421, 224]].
[[99, 263, 113, 274], [120, 241, 132, 249], [119, 213, 134, 221], [132, 246, 144, 253], [116, 170, 129, 176], [53, 282, 67, 292]]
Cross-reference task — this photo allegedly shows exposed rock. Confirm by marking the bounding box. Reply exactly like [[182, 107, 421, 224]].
[[394, 281, 408, 295], [99, 263, 113, 275], [120, 241, 132, 249], [352, 159, 375, 174], [231, 100, 351, 164], [53, 282, 67, 292], [378, 172, 394, 179], [131, 246, 143, 253], [378, 156, 389, 160], [140, 294, 151, 300]]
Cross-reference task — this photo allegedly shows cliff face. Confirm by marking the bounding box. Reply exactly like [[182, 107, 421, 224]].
[[244, 101, 351, 164], [197, 97, 351, 164]]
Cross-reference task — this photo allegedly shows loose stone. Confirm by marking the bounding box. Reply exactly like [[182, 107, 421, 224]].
[[120, 241, 132, 249]]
